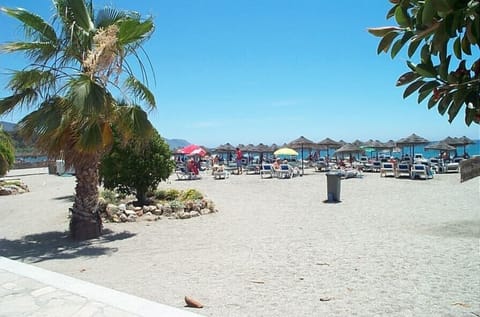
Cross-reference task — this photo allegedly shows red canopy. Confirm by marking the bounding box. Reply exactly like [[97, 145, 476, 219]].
[[177, 144, 207, 157]]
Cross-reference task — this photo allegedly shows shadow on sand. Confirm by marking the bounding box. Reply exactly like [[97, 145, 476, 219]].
[[0, 229, 136, 263], [423, 220, 480, 239]]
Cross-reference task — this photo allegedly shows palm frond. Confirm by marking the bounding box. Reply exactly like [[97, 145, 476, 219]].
[[75, 121, 103, 153], [1, 7, 57, 42], [0, 89, 38, 115], [124, 76, 156, 109], [17, 96, 69, 155], [113, 102, 153, 141], [95, 7, 127, 28], [7, 69, 57, 94], [0, 41, 57, 62], [67, 75, 113, 115], [57, 0, 94, 34], [116, 17, 154, 46]]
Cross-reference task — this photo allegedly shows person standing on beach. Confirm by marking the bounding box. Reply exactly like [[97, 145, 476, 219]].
[[236, 147, 243, 174]]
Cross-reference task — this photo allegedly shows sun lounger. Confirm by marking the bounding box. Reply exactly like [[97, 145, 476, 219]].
[[260, 164, 274, 178], [338, 168, 360, 179], [395, 163, 410, 178], [175, 168, 199, 180], [380, 162, 395, 177], [410, 164, 431, 180], [275, 164, 293, 179], [371, 161, 381, 172], [213, 170, 229, 179]]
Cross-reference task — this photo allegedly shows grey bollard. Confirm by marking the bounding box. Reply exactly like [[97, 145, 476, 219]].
[[326, 172, 342, 202]]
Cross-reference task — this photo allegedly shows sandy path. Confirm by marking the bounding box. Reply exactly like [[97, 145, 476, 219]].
[[1, 168, 478, 316]]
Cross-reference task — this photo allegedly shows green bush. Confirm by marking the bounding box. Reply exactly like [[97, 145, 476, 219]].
[[0, 128, 15, 177], [100, 129, 175, 206], [180, 189, 203, 201]]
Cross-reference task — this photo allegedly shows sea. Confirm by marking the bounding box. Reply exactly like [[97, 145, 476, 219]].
[[306, 140, 480, 160]]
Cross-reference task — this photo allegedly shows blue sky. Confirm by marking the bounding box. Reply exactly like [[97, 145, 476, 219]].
[[0, 0, 478, 147]]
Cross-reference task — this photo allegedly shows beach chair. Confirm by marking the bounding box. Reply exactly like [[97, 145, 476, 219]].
[[380, 162, 395, 177], [410, 164, 428, 180], [275, 164, 293, 179], [175, 167, 198, 180], [395, 163, 410, 178], [371, 161, 381, 172], [260, 164, 274, 178]]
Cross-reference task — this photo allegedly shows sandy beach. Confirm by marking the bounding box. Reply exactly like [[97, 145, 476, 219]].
[[1, 167, 479, 316]]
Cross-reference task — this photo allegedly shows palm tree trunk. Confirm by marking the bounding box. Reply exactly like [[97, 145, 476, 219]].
[[69, 156, 102, 240]]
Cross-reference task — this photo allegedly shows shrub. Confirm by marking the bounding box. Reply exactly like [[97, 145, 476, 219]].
[[180, 189, 203, 201], [0, 128, 15, 177], [100, 129, 175, 205]]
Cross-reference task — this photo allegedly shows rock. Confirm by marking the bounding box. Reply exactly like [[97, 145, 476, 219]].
[[106, 204, 118, 217], [190, 211, 200, 217], [152, 208, 163, 215], [184, 296, 203, 308], [162, 206, 172, 215], [125, 209, 136, 216], [200, 208, 210, 215], [119, 213, 128, 222], [0, 188, 13, 195], [118, 203, 127, 211], [144, 205, 157, 213], [141, 213, 159, 222], [127, 214, 137, 222], [135, 208, 143, 217]]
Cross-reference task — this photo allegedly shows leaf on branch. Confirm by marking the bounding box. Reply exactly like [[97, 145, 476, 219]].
[[453, 37, 462, 59], [396, 72, 419, 86], [431, 0, 452, 14], [367, 26, 402, 37], [416, 63, 437, 77], [438, 93, 452, 115], [395, 6, 411, 28], [377, 32, 399, 54], [422, 0, 435, 25], [403, 80, 425, 98]]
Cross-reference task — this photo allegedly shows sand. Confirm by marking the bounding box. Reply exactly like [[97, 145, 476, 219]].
[[1, 167, 479, 316]]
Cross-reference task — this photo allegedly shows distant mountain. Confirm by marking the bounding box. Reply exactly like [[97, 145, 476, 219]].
[[166, 138, 190, 150], [0, 121, 17, 132]]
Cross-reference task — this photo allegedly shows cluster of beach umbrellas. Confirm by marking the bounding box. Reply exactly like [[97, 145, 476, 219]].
[[175, 134, 475, 161]]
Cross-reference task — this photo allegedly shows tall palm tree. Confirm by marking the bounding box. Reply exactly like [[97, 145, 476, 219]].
[[0, 0, 156, 240]]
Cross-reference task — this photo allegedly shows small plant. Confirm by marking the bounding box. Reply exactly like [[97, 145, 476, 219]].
[[169, 199, 184, 211], [154, 189, 168, 200], [180, 189, 203, 201], [164, 189, 180, 200], [101, 189, 119, 204]]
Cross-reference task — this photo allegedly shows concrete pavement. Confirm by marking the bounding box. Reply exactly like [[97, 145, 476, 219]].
[[0, 257, 203, 317]]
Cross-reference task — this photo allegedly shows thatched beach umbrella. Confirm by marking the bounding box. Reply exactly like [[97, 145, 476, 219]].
[[457, 136, 475, 155], [425, 141, 456, 152], [215, 143, 236, 162], [333, 143, 363, 160], [288, 136, 317, 175], [396, 133, 429, 158], [317, 137, 342, 157]]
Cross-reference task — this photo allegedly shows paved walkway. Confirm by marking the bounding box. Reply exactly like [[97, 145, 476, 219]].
[[0, 257, 202, 317]]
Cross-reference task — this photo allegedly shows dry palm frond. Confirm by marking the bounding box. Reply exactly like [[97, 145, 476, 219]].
[[83, 24, 122, 83]]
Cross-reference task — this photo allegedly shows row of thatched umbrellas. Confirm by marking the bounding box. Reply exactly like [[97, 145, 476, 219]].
[[213, 134, 474, 156], [208, 134, 474, 175]]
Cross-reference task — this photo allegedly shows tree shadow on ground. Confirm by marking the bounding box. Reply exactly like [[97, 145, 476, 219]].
[[53, 194, 75, 202], [0, 229, 136, 263], [422, 220, 480, 239]]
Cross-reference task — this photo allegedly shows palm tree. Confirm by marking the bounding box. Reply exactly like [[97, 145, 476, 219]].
[[0, 0, 156, 240]]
